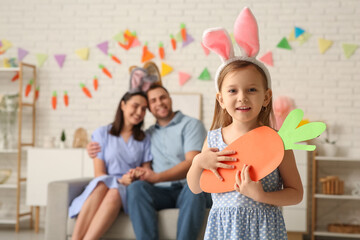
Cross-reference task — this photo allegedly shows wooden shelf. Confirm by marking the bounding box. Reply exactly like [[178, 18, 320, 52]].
[[316, 156, 360, 162], [0, 67, 20, 72], [315, 194, 360, 200], [314, 231, 360, 238]]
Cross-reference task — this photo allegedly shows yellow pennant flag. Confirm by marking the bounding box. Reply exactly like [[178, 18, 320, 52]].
[[160, 62, 173, 77], [318, 38, 333, 54], [75, 48, 89, 60]]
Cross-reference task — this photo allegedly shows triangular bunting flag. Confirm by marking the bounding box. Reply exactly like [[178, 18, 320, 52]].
[[277, 37, 292, 50], [259, 51, 273, 67], [201, 42, 210, 56], [160, 62, 173, 77], [179, 72, 191, 86], [175, 31, 183, 42], [288, 29, 296, 41], [182, 33, 194, 47], [113, 32, 125, 43], [18, 48, 29, 61], [298, 32, 311, 45], [0, 39, 12, 52], [294, 27, 305, 38], [36, 54, 48, 67], [54, 54, 66, 68], [141, 45, 155, 63], [131, 37, 141, 48], [318, 38, 333, 54], [342, 43, 358, 59], [75, 48, 89, 60], [198, 68, 211, 80], [97, 41, 109, 55]]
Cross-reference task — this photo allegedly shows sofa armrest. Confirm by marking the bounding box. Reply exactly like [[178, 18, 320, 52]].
[[45, 178, 92, 240]]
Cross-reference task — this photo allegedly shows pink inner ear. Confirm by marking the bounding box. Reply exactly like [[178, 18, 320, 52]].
[[234, 7, 259, 57], [131, 70, 146, 90], [203, 29, 233, 61]]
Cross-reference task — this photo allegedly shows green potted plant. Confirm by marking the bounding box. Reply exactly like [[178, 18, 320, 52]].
[[60, 130, 66, 148]]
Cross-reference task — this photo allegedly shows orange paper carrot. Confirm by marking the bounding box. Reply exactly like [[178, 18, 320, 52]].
[[158, 42, 165, 60], [35, 86, 39, 101], [180, 23, 187, 41], [99, 64, 112, 78], [64, 91, 69, 107], [52, 91, 57, 110], [170, 34, 177, 50], [25, 79, 33, 97], [11, 72, 19, 81], [93, 76, 98, 91], [80, 83, 92, 98], [109, 54, 121, 64]]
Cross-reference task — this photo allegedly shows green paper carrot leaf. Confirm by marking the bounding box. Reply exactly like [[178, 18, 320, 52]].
[[278, 109, 326, 151]]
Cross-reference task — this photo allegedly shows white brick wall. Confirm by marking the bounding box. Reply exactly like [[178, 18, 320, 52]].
[[1, 0, 360, 228]]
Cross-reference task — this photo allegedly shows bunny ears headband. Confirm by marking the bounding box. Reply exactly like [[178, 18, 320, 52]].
[[202, 7, 271, 92], [129, 61, 162, 93]]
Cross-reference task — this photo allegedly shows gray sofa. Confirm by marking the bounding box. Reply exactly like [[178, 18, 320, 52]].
[[45, 178, 209, 240]]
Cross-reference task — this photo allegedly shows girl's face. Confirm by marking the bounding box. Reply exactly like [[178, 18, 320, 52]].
[[217, 65, 272, 126], [121, 95, 148, 126]]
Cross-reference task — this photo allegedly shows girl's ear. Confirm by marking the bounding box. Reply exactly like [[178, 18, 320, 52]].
[[263, 89, 272, 107], [120, 100, 126, 111], [216, 92, 226, 109]]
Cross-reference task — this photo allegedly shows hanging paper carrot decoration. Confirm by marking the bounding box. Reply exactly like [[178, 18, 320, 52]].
[[170, 34, 177, 50], [11, 71, 19, 81], [80, 83, 92, 98], [99, 64, 112, 78], [25, 79, 33, 97], [180, 23, 187, 41], [158, 42, 165, 60], [35, 87, 39, 101], [64, 91, 69, 107], [109, 53, 121, 64], [93, 76, 98, 91], [52, 91, 57, 110]]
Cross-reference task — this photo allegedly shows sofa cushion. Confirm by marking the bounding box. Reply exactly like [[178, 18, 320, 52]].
[[67, 208, 209, 240]]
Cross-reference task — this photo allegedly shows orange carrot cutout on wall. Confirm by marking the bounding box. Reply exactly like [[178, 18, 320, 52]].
[[52, 91, 57, 110], [35, 87, 39, 101], [80, 83, 92, 98], [109, 53, 121, 64], [180, 23, 187, 41], [141, 42, 155, 63], [63, 91, 69, 107], [170, 34, 177, 50], [99, 64, 112, 78], [25, 79, 33, 97], [93, 76, 98, 91], [11, 72, 19, 82], [158, 42, 165, 60]]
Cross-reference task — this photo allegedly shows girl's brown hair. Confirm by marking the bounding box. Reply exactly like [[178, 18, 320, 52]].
[[109, 91, 148, 141], [210, 61, 274, 130]]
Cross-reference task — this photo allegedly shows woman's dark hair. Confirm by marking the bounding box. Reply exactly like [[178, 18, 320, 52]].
[[109, 91, 148, 141]]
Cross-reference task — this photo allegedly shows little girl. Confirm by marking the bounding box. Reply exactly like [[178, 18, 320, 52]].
[[187, 8, 303, 240]]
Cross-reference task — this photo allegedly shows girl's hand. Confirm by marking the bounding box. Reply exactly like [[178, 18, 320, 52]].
[[129, 168, 145, 180], [118, 173, 134, 186], [194, 148, 237, 181], [234, 165, 265, 201]]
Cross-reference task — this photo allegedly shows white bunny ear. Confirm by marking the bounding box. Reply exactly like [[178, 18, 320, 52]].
[[234, 7, 259, 57], [129, 68, 146, 92], [202, 28, 234, 62]]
